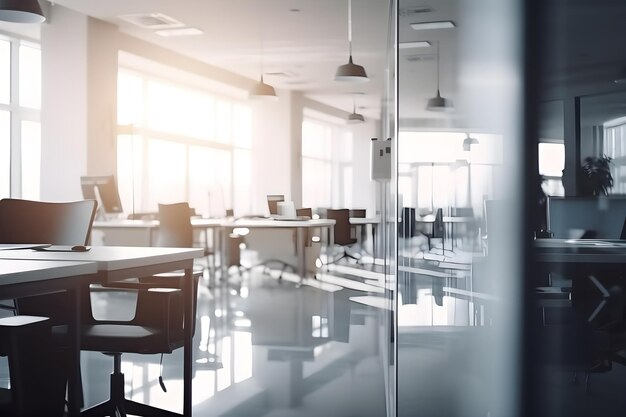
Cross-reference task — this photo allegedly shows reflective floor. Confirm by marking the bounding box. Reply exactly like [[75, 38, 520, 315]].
[[79, 260, 389, 417]]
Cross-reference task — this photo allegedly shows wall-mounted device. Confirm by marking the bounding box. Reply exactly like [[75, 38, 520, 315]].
[[370, 138, 392, 180]]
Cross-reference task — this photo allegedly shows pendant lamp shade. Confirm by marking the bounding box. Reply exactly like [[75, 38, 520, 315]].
[[426, 90, 453, 112], [336, 56, 369, 83], [0, 0, 45, 23], [426, 41, 453, 111], [347, 99, 365, 123], [335, 0, 369, 83], [348, 111, 365, 123], [248, 74, 278, 100]]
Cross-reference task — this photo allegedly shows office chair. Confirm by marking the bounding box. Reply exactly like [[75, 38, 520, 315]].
[[79, 273, 199, 417], [326, 209, 359, 264], [0, 199, 98, 323], [0, 198, 97, 415], [349, 208, 367, 251], [267, 194, 284, 215], [156, 202, 213, 282]]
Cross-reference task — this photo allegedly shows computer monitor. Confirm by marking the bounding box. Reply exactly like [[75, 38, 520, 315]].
[[81, 175, 123, 214], [267, 194, 285, 215]]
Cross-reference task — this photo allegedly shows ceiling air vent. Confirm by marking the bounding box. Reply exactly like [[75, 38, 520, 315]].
[[119, 13, 185, 30], [399, 7, 432, 17], [405, 54, 435, 62]]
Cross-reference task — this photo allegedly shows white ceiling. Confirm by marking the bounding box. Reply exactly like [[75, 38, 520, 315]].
[[4, 1, 626, 128], [43, 0, 395, 120], [0, 0, 466, 122]]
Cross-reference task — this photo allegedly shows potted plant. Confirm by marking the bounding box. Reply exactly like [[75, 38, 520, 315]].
[[580, 155, 614, 196]]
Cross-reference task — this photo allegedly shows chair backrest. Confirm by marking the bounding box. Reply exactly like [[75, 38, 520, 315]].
[[0, 198, 97, 245], [400, 207, 416, 238], [296, 208, 312, 219], [349, 209, 366, 218], [267, 195, 284, 215], [326, 209, 354, 246], [157, 202, 193, 247], [432, 208, 444, 238]]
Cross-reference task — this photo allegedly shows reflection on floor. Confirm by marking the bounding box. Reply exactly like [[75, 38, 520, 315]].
[[76, 263, 388, 417]]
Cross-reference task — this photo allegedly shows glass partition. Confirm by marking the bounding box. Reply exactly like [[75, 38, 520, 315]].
[[395, 0, 525, 416]]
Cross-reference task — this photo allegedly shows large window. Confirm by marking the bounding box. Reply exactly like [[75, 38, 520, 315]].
[[116, 70, 252, 216], [301, 118, 353, 209], [538, 142, 565, 196], [603, 117, 626, 194], [0, 36, 41, 199]]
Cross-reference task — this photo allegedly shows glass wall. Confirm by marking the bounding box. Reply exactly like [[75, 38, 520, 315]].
[[395, 0, 525, 416]]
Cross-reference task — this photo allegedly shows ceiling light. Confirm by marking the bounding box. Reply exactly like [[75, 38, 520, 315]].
[[426, 41, 453, 112], [347, 98, 365, 123], [248, 74, 278, 100], [335, 0, 369, 83], [155, 27, 203, 37], [410, 21, 455, 30], [0, 0, 45, 23], [399, 41, 431, 49]]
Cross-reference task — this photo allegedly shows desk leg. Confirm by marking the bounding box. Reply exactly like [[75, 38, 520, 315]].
[[297, 227, 305, 285], [372, 224, 378, 260], [183, 266, 193, 416], [67, 286, 82, 417], [212, 228, 218, 285], [327, 226, 335, 270], [220, 227, 227, 280]]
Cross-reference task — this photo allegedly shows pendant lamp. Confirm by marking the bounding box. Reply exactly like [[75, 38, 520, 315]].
[[248, 74, 278, 100], [347, 98, 365, 123], [426, 41, 453, 111], [0, 0, 45, 23], [335, 0, 369, 83]]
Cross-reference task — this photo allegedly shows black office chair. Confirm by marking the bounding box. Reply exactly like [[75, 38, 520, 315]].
[[0, 198, 97, 416], [326, 209, 359, 264], [0, 198, 98, 323], [79, 273, 199, 417]]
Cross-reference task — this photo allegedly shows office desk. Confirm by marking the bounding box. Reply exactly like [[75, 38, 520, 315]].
[[220, 218, 335, 282], [535, 238, 626, 264], [93, 218, 222, 268], [0, 259, 98, 417], [350, 217, 380, 258], [0, 246, 204, 417]]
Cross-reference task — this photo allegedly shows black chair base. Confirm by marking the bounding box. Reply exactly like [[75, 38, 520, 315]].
[[82, 353, 180, 417]]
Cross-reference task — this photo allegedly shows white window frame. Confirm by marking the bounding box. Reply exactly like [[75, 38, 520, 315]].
[[0, 33, 41, 198]]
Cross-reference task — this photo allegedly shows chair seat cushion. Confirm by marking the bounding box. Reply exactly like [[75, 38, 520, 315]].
[[51, 324, 175, 354]]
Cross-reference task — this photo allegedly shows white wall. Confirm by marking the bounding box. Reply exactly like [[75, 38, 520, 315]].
[[250, 91, 294, 215]]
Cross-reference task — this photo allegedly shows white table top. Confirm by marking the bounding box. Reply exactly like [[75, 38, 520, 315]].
[[0, 259, 97, 286], [93, 218, 223, 229], [0, 246, 204, 271], [222, 218, 335, 228], [349, 217, 380, 225]]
